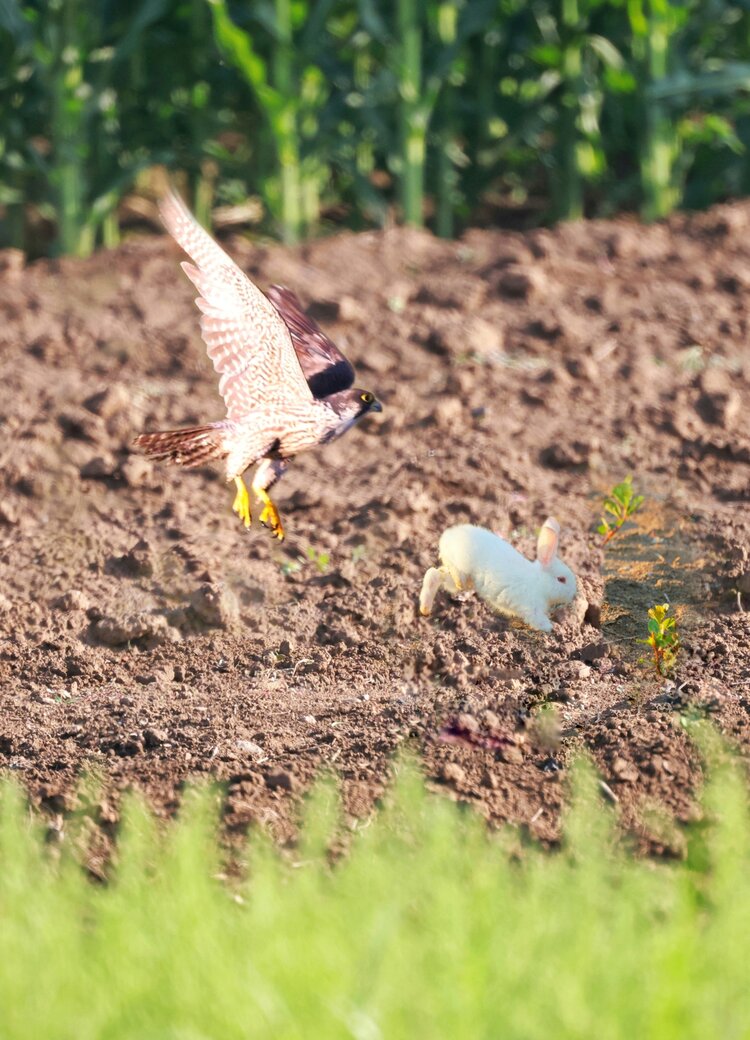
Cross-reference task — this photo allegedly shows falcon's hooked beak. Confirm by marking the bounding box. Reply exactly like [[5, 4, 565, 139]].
[[371, 398, 383, 413]]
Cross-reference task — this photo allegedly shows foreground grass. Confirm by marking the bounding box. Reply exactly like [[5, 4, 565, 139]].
[[1, 752, 749, 1039]]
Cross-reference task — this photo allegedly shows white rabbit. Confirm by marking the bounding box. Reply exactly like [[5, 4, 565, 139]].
[[419, 517, 577, 632]]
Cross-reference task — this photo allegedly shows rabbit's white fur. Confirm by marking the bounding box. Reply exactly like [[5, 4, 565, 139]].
[[419, 518, 577, 632]]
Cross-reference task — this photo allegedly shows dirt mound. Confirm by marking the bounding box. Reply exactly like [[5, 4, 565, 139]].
[[2, 203, 750, 856]]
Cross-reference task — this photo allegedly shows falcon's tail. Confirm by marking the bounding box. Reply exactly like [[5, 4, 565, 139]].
[[133, 423, 229, 468]]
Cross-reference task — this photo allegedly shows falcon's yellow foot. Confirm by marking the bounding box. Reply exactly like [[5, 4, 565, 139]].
[[232, 476, 252, 528], [257, 489, 285, 541]]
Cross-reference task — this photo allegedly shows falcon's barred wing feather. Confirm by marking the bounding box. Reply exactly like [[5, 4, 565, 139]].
[[158, 191, 313, 422], [266, 285, 356, 399]]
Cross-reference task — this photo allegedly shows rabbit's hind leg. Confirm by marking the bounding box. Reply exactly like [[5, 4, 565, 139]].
[[419, 566, 459, 616], [419, 568, 444, 616]]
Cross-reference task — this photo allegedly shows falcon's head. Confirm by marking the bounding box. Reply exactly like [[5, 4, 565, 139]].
[[323, 388, 383, 440]]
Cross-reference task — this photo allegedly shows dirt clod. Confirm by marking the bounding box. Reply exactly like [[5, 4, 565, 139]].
[[498, 745, 525, 766], [189, 583, 239, 628], [266, 770, 295, 792], [611, 757, 640, 784], [120, 455, 155, 488], [440, 762, 467, 786], [52, 590, 91, 612], [0, 501, 19, 525], [84, 384, 132, 419], [92, 612, 169, 646], [80, 454, 118, 479], [143, 728, 168, 749]]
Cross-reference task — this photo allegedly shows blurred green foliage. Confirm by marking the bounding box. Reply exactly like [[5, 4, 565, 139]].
[[1, 748, 750, 1036], [2, 0, 750, 255]]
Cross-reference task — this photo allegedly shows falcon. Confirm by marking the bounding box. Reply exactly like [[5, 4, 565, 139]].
[[134, 191, 382, 541]]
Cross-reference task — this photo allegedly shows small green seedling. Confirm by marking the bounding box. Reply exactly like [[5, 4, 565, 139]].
[[351, 544, 367, 565], [279, 558, 303, 577], [306, 547, 330, 574], [639, 603, 680, 677], [278, 548, 331, 577], [598, 476, 644, 544]]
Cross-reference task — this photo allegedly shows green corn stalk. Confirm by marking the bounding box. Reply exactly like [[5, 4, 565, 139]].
[[188, 0, 216, 227], [463, 10, 523, 215], [643, 59, 750, 208], [0, 174, 26, 250], [353, 44, 377, 186], [531, 0, 623, 222], [324, 15, 388, 230], [361, 0, 495, 231], [38, 0, 99, 254], [434, 93, 459, 237], [398, 0, 494, 230], [132, 0, 235, 233], [18, 0, 169, 257], [271, 0, 302, 241], [0, 0, 37, 250], [627, 0, 685, 221], [432, 0, 464, 238], [466, 24, 497, 197], [559, 0, 585, 220], [45, 0, 90, 256], [207, 0, 331, 243], [396, 0, 425, 226]]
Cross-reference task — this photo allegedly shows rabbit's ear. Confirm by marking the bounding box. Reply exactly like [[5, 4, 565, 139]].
[[537, 517, 560, 567]]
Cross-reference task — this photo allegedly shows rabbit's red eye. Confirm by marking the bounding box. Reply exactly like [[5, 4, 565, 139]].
[[557, 576, 567, 584]]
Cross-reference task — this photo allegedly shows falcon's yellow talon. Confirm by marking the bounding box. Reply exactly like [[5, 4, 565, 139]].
[[232, 476, 252, 528], [258, 490, 285, 541]]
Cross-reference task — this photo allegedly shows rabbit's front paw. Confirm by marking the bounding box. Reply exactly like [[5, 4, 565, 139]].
[[526, 610, 553, 633]]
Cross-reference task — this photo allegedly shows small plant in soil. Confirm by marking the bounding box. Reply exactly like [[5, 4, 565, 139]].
[[278, 557, 303, 577], [306, 547, 331, 574], [278, 548, 330, 576], [639, 603, 680, 677], [598, 476, 645, 544], [350, 544, 367, 565]]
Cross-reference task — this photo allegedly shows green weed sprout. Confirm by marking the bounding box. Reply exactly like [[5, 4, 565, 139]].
[[278, 548, 330, 576], [598, 477, 644, 545], [305, 547, 330, 574], [639, 603, 680, 677], [350, 545, 367, 565]]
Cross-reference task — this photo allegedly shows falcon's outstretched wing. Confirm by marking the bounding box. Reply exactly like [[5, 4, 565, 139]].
[[266, 285, 355, 399], [159, 191, 313, 422]]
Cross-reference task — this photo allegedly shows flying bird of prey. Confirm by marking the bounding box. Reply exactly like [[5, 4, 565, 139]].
[[134, 191, 382, 541]]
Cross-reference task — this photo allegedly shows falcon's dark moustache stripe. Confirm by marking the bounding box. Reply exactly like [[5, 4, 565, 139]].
[[133, 424, 229, 468]]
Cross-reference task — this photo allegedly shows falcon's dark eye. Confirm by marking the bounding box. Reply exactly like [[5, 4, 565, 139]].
[[557, 576, 567, 584], [361, 391, 374, 404]]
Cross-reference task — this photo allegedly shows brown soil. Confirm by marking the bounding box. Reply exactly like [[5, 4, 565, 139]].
[[2, 202, 750, 861]]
